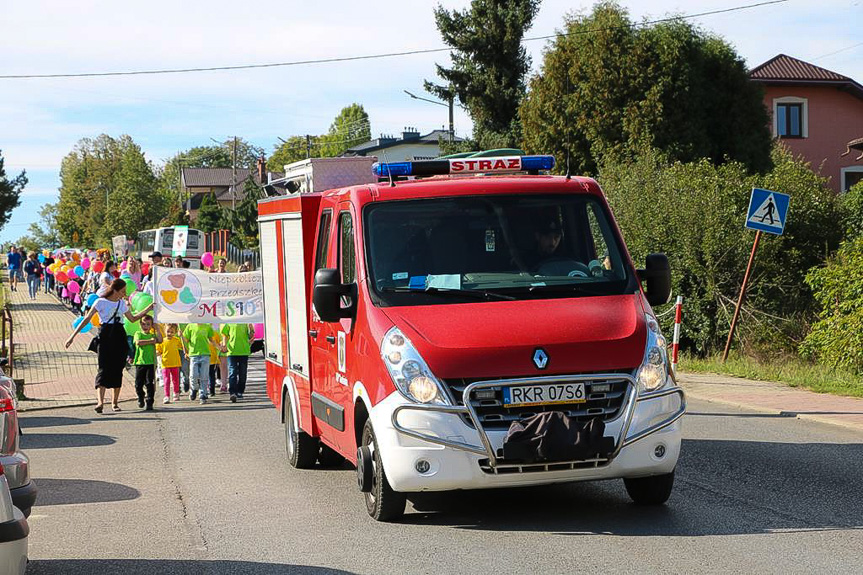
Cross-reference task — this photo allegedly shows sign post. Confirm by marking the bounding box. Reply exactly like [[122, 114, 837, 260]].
[[722, 188, 790, 362]]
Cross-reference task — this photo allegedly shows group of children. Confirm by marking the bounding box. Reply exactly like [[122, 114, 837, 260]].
[[132, 316, 255, 410]]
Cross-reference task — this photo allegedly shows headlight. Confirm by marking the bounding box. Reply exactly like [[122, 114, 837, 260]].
[[381, 327, 451, 405], [636, 314, 669, 394]]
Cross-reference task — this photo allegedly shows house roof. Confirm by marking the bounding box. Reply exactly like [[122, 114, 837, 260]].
[[344, 129, 464, 156], [182, 167, 255, 188], [182, 167, 286, 202], [750, 54, 863, 99]]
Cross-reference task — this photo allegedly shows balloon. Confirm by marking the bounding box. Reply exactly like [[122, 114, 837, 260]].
[[201, 252, 214, 268], [86, 293, 99, 307], [67, 281, 81, 294], [120, 261, 127, 271], [42, 250, 49, 257], [71, 252, 80, 261], [131, 292, 153, 312], [123, 316, 142, 336], [253, 323, 264, 340], [74, 265, 85, 277], [38, 254, 45, 263], [72, 316, 92, 334], [141, 262, 150, 275], [92, 261, 105, 273], [55, 271, 68, 284], [81, 258, 91, 270], [67, 269, 78, 280], [45, 266, 53, 275], [91, 314, 101, 328]]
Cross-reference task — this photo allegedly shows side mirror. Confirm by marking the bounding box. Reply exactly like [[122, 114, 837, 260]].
[[313, 268, 356, 323], [637, 253, 671, 306]]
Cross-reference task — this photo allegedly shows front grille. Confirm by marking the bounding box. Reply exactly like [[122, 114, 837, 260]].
[[443, 374, 632, 430], [478, 457, 609, 474]]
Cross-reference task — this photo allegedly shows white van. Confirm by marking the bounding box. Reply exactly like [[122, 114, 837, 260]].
[[137, 227, 203, 268]]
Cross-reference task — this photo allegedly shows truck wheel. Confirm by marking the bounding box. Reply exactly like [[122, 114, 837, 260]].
[[624, 471, 675, 505], [284, 392, 318, 469], [318, 443, 345, 468], [361, 420, 406, 522]]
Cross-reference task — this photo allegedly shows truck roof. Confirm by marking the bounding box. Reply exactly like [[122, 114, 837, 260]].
[[322, 174, 603, 204]]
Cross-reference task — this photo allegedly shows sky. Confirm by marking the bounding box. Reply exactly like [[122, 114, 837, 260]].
[[1, 0, 862, 244]]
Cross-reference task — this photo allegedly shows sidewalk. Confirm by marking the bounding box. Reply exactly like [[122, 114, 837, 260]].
[[678, 371, 863, 433], [6, 283, 134, 411]]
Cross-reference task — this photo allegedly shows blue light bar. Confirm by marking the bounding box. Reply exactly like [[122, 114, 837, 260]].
[[521, 155, 556, 171], [372, 161, 415, 177], [372, 155, 556, 178]]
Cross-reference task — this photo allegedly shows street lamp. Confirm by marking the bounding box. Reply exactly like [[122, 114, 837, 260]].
[[404, 90, 454, 143]]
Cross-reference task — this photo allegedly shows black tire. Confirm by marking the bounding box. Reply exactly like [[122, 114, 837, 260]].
[[318, 443, 346, 468], [624, 471, 675, 505], [284, 392, 318, 469], [361, 420, 406, 522]]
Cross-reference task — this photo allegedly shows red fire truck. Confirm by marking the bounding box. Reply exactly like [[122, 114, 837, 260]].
[[258, 154, 685, 521]]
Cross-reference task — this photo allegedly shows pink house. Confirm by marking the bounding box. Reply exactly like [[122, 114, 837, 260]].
[[750, 54, 863, 192]]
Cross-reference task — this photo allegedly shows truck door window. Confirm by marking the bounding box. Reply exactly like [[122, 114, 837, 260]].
[[339, 211, 356, 284], [314, 210, 333, 272]]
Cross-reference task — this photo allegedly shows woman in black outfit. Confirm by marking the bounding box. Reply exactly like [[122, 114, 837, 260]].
[[65, 279, 153, 413]]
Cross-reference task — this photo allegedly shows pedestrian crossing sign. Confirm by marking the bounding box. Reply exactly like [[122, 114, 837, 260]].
[[745, 188, 790, 235]]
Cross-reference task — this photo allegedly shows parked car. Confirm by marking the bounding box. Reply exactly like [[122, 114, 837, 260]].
[[0, 365, 35, 518], [0, 464, 28, 574]]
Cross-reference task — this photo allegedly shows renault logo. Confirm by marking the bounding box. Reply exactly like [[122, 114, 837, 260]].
[[533, 348, 549, 370]]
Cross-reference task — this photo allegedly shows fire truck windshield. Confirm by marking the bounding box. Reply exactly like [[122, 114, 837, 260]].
[[363, 194, 633, 305]]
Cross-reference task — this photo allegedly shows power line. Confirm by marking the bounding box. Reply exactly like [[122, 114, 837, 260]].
[[813, 41, 863, 60], [0, 0, 789, 80]]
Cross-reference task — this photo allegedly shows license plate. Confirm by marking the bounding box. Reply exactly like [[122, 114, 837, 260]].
[[502, 383, 586, 408]]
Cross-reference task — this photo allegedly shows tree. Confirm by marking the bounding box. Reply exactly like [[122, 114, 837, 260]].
[[268, 136, 312, 172], [195, 193, 225, 233], [0, 150, 26, 233], [426, 0, 540, 149], [223, 178, 264, 248], [27, 203, 61, 249], [106, 143, 161, 238], [598, 144, 844, 356], [56, 134, 166, 246], [520, 2, 773, 176], [320, 104, 371, 157]]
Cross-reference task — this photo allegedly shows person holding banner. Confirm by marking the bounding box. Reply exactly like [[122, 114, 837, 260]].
[[65, 279, 154, 413], [220, 323, 254, 402]]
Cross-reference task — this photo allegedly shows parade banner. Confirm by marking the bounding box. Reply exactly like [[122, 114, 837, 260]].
[[153, 267, 264, 324]]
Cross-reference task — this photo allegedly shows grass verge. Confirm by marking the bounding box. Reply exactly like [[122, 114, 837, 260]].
[[681, 354, 863, 398]]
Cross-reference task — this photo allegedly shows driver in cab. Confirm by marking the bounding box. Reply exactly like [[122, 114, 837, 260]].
[[525, 213, 590, 278]]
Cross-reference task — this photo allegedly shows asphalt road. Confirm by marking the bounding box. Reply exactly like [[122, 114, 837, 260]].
[[20, 357, 863, 574]]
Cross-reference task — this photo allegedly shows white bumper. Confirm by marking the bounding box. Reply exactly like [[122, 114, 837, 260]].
[[369, 387, 684, 492]]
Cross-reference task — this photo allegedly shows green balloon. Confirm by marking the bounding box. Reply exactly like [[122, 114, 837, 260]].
[[123, 314, 141, 336], [131, 292, 153, 312]]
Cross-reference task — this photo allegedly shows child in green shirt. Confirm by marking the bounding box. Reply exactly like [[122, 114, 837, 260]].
[[182, 323, 217, 404], [220, 323, 254, 402], [133, 315, 163, 411]]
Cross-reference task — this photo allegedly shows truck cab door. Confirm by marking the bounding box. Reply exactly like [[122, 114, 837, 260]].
[[308, 209, 339, 444]]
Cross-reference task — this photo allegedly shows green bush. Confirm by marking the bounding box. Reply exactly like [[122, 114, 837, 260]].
[[598, 144, 845, 355], [841, 181, 863, 240], [800, 236, 863, 374]]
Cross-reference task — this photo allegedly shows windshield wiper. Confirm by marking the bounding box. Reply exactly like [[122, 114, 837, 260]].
[[512, 283, 611, 297], [381, 286, 516, 301]]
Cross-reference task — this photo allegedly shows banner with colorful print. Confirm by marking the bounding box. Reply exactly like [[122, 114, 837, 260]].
[[152, 268, 264, 324]]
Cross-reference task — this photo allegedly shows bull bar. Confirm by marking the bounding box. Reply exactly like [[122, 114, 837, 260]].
[[391, 374, 686, 470]]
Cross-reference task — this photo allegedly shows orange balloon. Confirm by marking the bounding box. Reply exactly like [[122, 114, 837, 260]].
[[91, 314, 101, 328]]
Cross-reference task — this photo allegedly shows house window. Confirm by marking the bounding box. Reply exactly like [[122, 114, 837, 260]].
[[841, 167, 863, 192], [772, 97, 808, 139], [777, 104, 803, 137]]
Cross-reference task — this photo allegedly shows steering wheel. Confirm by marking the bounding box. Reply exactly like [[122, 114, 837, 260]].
[[534, 257, 590, 278]]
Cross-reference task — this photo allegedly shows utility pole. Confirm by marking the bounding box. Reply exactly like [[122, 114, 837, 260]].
[[306, 135, 312, 159], [448, 95, 454, 144], [231, 136, 238, 210]]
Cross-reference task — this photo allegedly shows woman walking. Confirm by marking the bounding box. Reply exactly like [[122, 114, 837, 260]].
[[65, 279, 154, 413], [23, 252, 42, 300]]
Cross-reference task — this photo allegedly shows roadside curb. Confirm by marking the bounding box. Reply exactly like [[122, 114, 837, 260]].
[[681, 384, 863, 434]]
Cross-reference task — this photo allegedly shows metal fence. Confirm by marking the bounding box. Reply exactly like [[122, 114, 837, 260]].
[[202, 229, 259, 270]]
